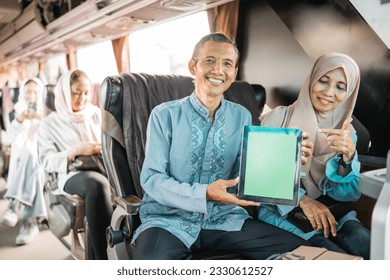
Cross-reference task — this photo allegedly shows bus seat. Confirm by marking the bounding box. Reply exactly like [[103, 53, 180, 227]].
[[352, 117, 370, 156], [10, 87, 19, 105], [40, 84, 89, 259], [350, 117, 386, 172], [43, 173, 87, 260], [44, 84, 56, 113], [100, 73, 265, 260], [251, 84, 267, 113]]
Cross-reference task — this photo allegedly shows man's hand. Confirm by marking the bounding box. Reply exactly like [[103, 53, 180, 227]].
[[206, 177, 260, 207]]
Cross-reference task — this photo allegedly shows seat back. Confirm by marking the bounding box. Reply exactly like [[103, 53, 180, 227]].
[[44, 84, 56, 112], [101, 73, 264, 259], [100, 73, 264, 200], [43, 173, 87, 260], [100, 75, 133, 198]]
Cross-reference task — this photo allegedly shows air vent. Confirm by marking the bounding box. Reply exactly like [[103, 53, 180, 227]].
[[159, 0, 231, 11], [72, 31, 108, 43], [105, 16, 155, 30], [160, 0, 204, 11]]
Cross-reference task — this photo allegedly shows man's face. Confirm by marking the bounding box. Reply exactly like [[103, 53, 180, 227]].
[[189, 41, 238, 99]]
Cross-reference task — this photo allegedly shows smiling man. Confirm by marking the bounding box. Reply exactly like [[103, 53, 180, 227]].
[[131, 33, 307, 260]]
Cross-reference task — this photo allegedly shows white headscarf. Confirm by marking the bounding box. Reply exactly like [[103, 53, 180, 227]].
[[14, 77, 45, 117], [54, 69, 100, 142], [54, 69, 98, 123]]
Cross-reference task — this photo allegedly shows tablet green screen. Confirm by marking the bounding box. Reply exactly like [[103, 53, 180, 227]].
[[244, 132, 297, 199]]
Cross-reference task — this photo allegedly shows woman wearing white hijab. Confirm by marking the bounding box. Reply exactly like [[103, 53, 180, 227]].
[[1, 78, 47, 245], [258, 53, 370, 259], [38, 69, 112, 259]]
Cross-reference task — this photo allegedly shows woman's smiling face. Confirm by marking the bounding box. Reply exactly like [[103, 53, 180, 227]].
[[310, 67, 348, 113], [70, 75, 91, 112]]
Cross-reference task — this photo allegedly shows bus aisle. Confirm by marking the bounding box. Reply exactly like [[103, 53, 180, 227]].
[[0, 190, 73, 260]]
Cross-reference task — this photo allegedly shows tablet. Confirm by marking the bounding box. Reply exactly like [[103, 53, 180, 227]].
[[237, 126, 302, 206]]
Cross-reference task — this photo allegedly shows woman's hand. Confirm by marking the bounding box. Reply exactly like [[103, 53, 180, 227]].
[[301, 131, 313, 165], [319, 117, 355, 163], [298, 195, 337, 238], [16, 110, 42, 123], [289, 127, 313, 166], [68, 141, 102, 160], [77, 141, 102, 156], [206, 177, 260, 207]]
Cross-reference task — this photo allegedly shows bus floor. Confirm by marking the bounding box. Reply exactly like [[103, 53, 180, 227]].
[[0, 181, 74, 260]]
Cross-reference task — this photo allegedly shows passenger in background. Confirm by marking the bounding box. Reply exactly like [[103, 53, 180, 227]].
[[0, 78, 47, 245], [258, 53, 370, 259], [37, 69, 112, 259], [132, 33, 307, 260]]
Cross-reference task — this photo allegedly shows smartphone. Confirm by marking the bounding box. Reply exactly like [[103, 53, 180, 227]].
[[27, 101, 37, 113]]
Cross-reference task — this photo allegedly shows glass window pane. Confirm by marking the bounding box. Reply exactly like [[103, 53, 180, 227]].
[[129, 11, 210, 76], [45, 54, 67, 84], [77, 40, 118, 83]]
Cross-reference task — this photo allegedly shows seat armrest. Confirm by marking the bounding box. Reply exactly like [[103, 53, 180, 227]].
[[359, 154, 386, 172], [114, 195, 142, 215]]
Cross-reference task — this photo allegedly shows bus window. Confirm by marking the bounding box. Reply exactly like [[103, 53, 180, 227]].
[[129, 11, 209, 76], [77, 40, 118, 84], [45, 54, 67, 85], [26, 61, 39, 81]]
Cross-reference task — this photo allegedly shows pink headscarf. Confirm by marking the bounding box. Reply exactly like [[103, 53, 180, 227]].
[[262, 53, 360, 198]]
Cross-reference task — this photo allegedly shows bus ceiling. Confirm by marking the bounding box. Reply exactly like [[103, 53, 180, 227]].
[[349, 0, 390, 51], [0, 0, 233, 69], [1, 0, 389, 70]]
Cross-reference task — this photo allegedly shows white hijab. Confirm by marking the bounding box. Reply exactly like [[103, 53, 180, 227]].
[[54, 69, 100, 142], [14, 77, 44, 117]]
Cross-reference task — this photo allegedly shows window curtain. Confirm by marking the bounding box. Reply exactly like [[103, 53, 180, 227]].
[[38, 59, 48, 85], [207, 0, 240, 40], [18, 63, 26, 82], [66, 45, 77, 70], [111, 35, 130, 74]]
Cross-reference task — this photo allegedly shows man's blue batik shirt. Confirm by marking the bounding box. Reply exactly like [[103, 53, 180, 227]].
[[133, 92, 252, 248]]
